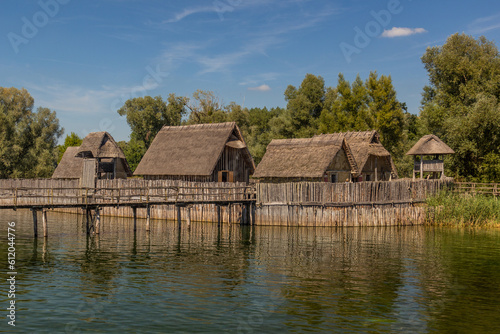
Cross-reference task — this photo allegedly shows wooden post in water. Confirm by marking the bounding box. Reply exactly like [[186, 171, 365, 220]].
[[177, 205, 182, 229], [186, 206, 191, 229], [146, 205, 151, 232], [32, 209, 38, 238], [42, 209, 48, 238], [217, 205, 221, 227], [85, 208, 90, 235], [132, 207, 137, 232], [228, 204, 232, 224], [95, 207, 101, 234]]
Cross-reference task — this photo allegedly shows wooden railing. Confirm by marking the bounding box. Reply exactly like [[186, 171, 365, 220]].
[[414, 160, 444, 172], [0, 179, 256, 208], [453, 182, 500, 196]]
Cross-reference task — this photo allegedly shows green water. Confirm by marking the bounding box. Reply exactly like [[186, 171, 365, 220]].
[[1, 210, 500, 333]]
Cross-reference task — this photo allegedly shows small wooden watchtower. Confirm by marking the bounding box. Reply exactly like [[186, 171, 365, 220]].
[[406, 134, 455, 179]]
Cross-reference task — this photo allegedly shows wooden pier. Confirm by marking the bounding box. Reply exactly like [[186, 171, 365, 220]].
[[0, 178, 453, 237]]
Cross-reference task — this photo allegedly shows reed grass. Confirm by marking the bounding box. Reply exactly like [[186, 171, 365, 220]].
[[426, 191, 500, 226]]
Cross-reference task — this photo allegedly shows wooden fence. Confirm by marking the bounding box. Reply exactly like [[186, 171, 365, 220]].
[[453, 182, 500, 196], [256, 179, 451, 205], [0, 179, 253, 207]]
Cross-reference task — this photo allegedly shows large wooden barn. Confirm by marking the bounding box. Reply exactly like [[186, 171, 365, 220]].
[[252, 136, 357, 183], [133, 122, 255, 183], [52, 132, 131, 186], [315, 130, 398, 182]]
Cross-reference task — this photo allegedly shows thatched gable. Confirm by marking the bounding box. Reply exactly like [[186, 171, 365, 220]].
[[315, 130, 397, 177], [406, 134, 455, 156], [52, 146, 82, 179], [133, 122, 255, 178], [253, 137, 355, 179], [76, 132, 127, 159]]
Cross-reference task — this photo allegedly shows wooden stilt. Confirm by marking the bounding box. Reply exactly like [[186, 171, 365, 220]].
[[177, 205, 182, 229], [186, 206, 191, 229], [217, 205, 221, 227], [32, 209, 38, 238], [86, 208, 91, 235], [42, 209, 48, 238], [132, 207, 137, 232], [146, 205, 151, 232], [228, 204, 232, 224], [95, 207, 101, 234]]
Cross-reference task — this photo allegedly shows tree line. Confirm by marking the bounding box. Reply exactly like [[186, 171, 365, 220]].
[[2, 33, 500, 181]]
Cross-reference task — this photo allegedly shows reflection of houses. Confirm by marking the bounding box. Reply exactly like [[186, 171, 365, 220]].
[[52, 132, 132, 187], [252, 137, 356, 182], [406, 134, 455, 179], [315, 131, 397, 182], [133, 122, 255, 183]]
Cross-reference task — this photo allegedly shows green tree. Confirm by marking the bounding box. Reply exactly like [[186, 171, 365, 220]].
[[118, 138, 146, 173], [420, 33, 500, 180], [117, 94, 187, 149], [285, 74, 325, 137], [58, 132, 83, 163], [0, 87, 63, 178], [186, 90, 227, 124]]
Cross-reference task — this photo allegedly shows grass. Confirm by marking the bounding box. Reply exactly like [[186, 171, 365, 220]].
[[426, 191, 500, 227]]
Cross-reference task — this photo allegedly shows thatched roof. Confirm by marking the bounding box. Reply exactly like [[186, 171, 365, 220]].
[[75, 132, 127, 159], [406, 134, 455, 155], [52, 146, 83, 179], [253, 137, 355, 178], [134, 122, 255, 176], [315, 130, 397, 176]]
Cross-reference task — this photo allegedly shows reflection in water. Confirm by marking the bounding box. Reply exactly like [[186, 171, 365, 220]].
[[0, 210, 500, 333]]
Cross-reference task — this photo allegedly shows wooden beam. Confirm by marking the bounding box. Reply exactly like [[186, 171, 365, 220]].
[[95, 207, 101, 234], [177, 205, 182, 229], [42, 209, 48, 238], [132, 207, 137, 232], [146, 205, 151, 232], [32, 209, 38, 238], [186, 206, 191, 229]]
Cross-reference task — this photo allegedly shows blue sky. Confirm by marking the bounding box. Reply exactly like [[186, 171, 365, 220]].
[[3, 0, 500, 143]]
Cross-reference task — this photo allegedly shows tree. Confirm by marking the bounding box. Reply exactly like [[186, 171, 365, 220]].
[[0, 87, 63, 178], [285, 74, 325, 137], [186, 90, 227, 124], [420, 33, 500, 180], [117, 94, 187, 149], [58, 132, 83, 163]]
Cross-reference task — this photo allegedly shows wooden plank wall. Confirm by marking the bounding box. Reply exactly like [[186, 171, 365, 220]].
[[254, 179, 452, 226]]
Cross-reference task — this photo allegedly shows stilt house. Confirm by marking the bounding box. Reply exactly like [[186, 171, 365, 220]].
[[315, 131, 398, 182], [252, 136, 357, 182], [133, 122, 255, 183], [406, 134, 455, 179], [52, 132, 132, 187]]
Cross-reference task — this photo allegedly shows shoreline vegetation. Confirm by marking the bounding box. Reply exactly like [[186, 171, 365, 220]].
[[426, 191, 500, 227]]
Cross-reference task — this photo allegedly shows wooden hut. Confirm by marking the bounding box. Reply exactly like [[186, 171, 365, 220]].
[[52, 146, 83, 179], [252, 137, 357, 183], [52, 132, 132, 187], [406, 134, 455, 179], [133, 122, 255, 183], [315, 130, 398, 181]]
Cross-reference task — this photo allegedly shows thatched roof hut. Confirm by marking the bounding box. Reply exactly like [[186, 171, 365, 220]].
[[252, 137, 356, 182], [406, 134, 454, 179], [406, 134, 455, 156], [134, 122, 255, 182], [315, 130, 398, 180], [52, 132, 132, 181], [52, 146, 83, 179]]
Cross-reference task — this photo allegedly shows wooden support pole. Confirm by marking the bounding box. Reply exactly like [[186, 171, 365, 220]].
[[217, 205, 221, 227], [95, 207, 101, 234], [42, 209, 48, 238], [132, 207, 137, 232], [420, 155, 423, 180], [177, 205, 182, 229], [186, 206, 191, 229], [228, 204, 232, 225], [241, 204, 247, 226], [32, 209, 38, 238], [146, 205, 151, 232], [85, 208, 90, 235]]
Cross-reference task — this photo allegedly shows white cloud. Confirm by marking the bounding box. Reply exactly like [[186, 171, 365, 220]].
[[468, 13, 500, 34], [381, 27, 427, 38], [248, 84, 271, 92], [163, 6, 216, 23]]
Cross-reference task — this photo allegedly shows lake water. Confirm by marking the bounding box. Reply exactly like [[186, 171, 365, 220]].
[[1, 209, 500, 333]]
